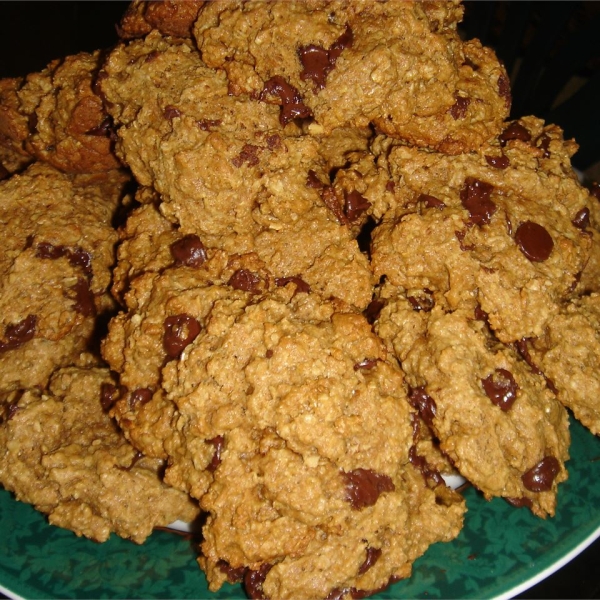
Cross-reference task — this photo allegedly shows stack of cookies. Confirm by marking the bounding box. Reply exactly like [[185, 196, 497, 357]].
[[1, 2, 599, 598]]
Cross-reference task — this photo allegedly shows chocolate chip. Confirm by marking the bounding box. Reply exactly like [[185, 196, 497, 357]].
[[364, 299, 384, 324], [515, 221, 553, 262], [275, 276, 311, 295], [71, 278, 95, 317], [409, 445, 445, 486], [455, 229, 475, 251], [0, 315, 37, 353], [163, 314, 201, 358], [232, 144, 260, 168], [130, 387, 153, 410], [163, 105, 181, 120], [228, 269, 262, 293], [482, 368, 518, 411], [321, 185, 349, 225], [408, 386, 437, 428], [407, 290, 434, 312], [589, 182, 600, 201], [497, 74, 511, 107], [342, 468, 395, 510], [460, 178, 496, 226], [572, 207, 590, 230], [260, 76, 312, 125], [536, 133, 551, 158], [499, 122, 531, 146], [196, 118, 222, 131], [36, 242, 93, 278], [485, 154, 510, 169], [449, 96, 470, 119], [217, 560, 246, 584], [206, 435, 224, 472], [344, 190, 371, 222], [358, 547, 382, 575], [100, 383, 124, 411], [522, 456, 560, 492], [85, 115, 116, 139], [418, 193, 445, 209], [170, 234, 207, 267], [474, 304, 489, 322], [353, 358, 379, 371], [6, 403, 20, 421], [298, 25, 353, 91], [243, 563, 272, 600], [386, 180, 396, 193], [505, 496, 533, 509]]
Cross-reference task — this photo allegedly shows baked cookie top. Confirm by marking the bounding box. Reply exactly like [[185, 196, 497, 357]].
[[101, 32, 374, 309], [194, 0, 509, 152], [0, 162, 128, 394], [370, 116, 594, 342], [0, 366, 198, 543]]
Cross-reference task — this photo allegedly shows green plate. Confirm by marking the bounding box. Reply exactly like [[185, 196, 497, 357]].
[[1, 416, 599, 600]]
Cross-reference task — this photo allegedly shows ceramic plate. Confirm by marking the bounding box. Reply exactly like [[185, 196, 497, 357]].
[[1, 416, 599, 600]]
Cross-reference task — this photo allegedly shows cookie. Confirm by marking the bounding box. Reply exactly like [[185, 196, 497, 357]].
[[527, 293, 600, 436], [194, 0, 509, 152], [0, 366, 198, 543], [101, 260, 465, 598], [0, 162, 128, 395], [118, 0, 205, 39], [370, 116, 593, 343], [0, 52, 121, 173], [100, 32, 374, 309], [375, 283, 570, 517]]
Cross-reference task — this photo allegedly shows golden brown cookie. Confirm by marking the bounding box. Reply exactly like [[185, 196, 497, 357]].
[[195, 0, 509, 152], [375, 284, 570, 518], [0, 162, 128, 395], [0, 366, 198, 543]]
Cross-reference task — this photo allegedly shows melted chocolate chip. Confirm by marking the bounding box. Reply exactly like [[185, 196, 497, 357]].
[[409, 445, 445, 486], [455, 229, 475, 251], [364, 299, 384, 324], [163, 314, 201, 358], [298, 25, 353, 91], [474, 304, 489, 322], [260, 76, 312, 125], [71, 278, 95, 317], [460, 178, 497, 226], [522, 456, 560, 492], [342, 468, 395, 510], [170, 234, 207, 267], [229, 269, 262, 293], [515, 221, 553, 262], [505, 496, 533, 509], [130, 387, 153, 410], [482, 368, 518, 411], [408, 386, 437, 428], [36, 242, 93, 278], [485, 154, 510, 169], [536, 133, 551, 158], [163, 105, 181, 120], [449, 96, 471, 119], [321, 186, 349, 225], [407, 290, 434, 312], [353, 358, 379, 371], [275, 276, 311, 295], [572, 207, 590, 230], [243, 563, 272, 600], [358, 547, 382, 575], [85, 115, 116, 139], [418, 193, 445, 210], [206, 435, 224, 472], [196, 118, 222, 131], [306, 169, 325, 189], [344, 190, 371, 222], [232, 144, 260, 168], [0, 315, 37, 353], [217, 560, 246, 583], [497, 74, 511, 107], [499, 122, 531, 146]]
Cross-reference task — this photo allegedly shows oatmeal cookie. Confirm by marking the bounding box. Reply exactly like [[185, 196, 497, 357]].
[[0, 52, 121, 173], [101, 32, 374, 309], [0, 162, 128, 395], [370, 116, 593, 343], [527, 293, 600, 436], [118, 0, 206, 39], [102, 262, 464, 598], [0, 367, 198, 543], [375, 284, 570, 518], [195, 0, 509, 152]]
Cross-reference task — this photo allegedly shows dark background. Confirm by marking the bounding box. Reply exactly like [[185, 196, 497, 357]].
[[0, 2, 599, 599]]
